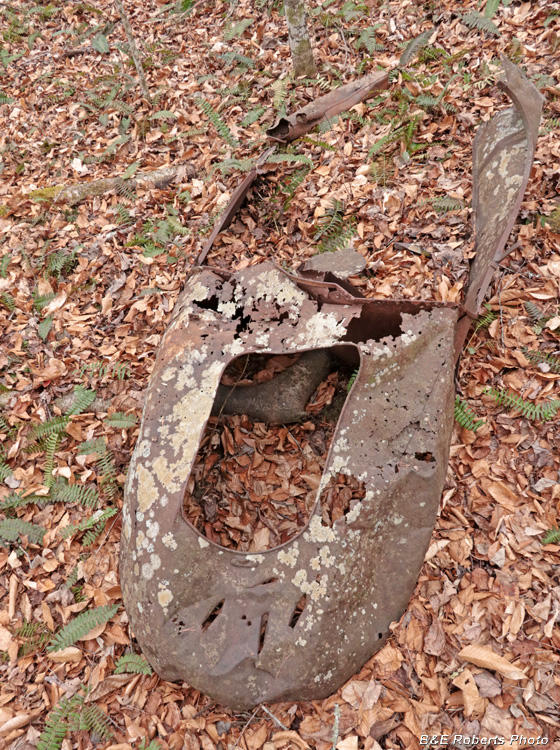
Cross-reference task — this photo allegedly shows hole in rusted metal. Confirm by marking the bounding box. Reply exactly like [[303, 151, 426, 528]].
[[201, 599, 225, 631], [289, 595, 307, 628], [182, 347, 358, 551], [258, 613, 269, 653], [414, 452, 434, 462]]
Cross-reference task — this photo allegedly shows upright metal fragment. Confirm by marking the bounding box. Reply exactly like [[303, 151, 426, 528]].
[[454, 57, 543, 358]]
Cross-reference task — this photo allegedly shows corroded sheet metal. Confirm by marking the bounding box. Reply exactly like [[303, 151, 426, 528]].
[[120, 263, 457, 710], [455, 58, 543, 358], [119, 60, 543, 712]]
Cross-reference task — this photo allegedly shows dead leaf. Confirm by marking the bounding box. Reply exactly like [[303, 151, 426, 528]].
[[458, 645, 527, 680]]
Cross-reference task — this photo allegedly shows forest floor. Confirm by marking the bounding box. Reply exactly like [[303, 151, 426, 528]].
[[0, 0, 560, 748]]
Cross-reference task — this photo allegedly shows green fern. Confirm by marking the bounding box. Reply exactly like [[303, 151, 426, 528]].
[[214, 157, 255, 176], [0, 254, 10, 278], [68, 704, 112, 738], [454, 396, 484, 432], [46, 249, 77, 278], [78, 438, 119, 498], [484, 0, 501, 19], [462, 10, 500, 36], [239, 106, 266, 127], [38, 690, 112, 750], [43, 432, 60, 488], [220, 51, 255, 69], [522, 348, 560, 374], [347, 370, 358, 392], [542, 527, 560, 545], [38, 316, 53, 341], [486, 387, 560, 422], [29, 415, 69, 441], [1, 292, 16, 311], [224, 18, 253, 41], [106, 412, 137, 429], [271, 78, 288, 113], [357, 27, 384, 54], [0, 414, 16, 439], [278, 166, 311, 208], [0, 518, 46, 545], [524, 300, 552, 333], [0, 491, 48, 511], [65, 385, 97, 416], [399, 28, 434, 66], [114, 652, 153, 675], [194, 98, 238, 147], [314, 200, 357, 254], [430, 196, 463, 213], [15, 620, 51, 656], [266, 152, 313, 168], [52, 481, 100, 509], [38, 694, 85, 750], [47, 604, 119, 652], [473, 308, 497, 333], [0, 454, 13, 481]]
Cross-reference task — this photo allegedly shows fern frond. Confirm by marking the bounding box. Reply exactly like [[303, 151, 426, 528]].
[[0, 518, 46, 545], [0, 491, 48, 511], [240, 106, 266, 127], [271, 78, 288, 112], [219, 51, 255, 69], [67, 704, 112, 738], [214, 157, 255, 176], [15, 620, 51, 656], [454, 396, 484, 432], [266, 152, 313, 168], [399, 28, 434, 66], [430, 196, 463, 213], [47, 604, 119, 652], [524, 300, 549, 325], [521, 348, 560, 374], [542, 527, 560, 545], [61, 507, 118, 541], [0, 454, 13, 481], [38, 316, 53, 341], [1, 293, 16, 311], [474, 309, 497, 332], [484, 0, 501, 19], [0, 414, 16, 439], [43, 432, 60, 488], [78, 437, 107, 455], [53, 481, 100, 508], [32, 291, 56, 312], [486, 387, 560, 422], [298, 136, 337, 151], [278, 166, 311, 208], [357, 27, 384, 54], [114, 652, 153, 675], [37, 693, 85, 750], [106, 412, 137, 429], [0, 254, 10, 278], [194, 98, 238, 147], [29, 416, 69, 441], [65, 385, 97, 416], [347, 370, 358, 392], [315, 200, 357, 254], [224, 18, 253, 41], [462, 10, 500, 36]]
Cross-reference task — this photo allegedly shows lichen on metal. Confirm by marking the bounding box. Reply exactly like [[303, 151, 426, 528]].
[[119, 60, 542, 710]]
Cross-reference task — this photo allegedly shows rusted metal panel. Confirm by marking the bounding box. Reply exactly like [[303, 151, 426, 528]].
[[120, 263, 457, 709], [454, 57, 543, 358], [120, 60, 542, 711]]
